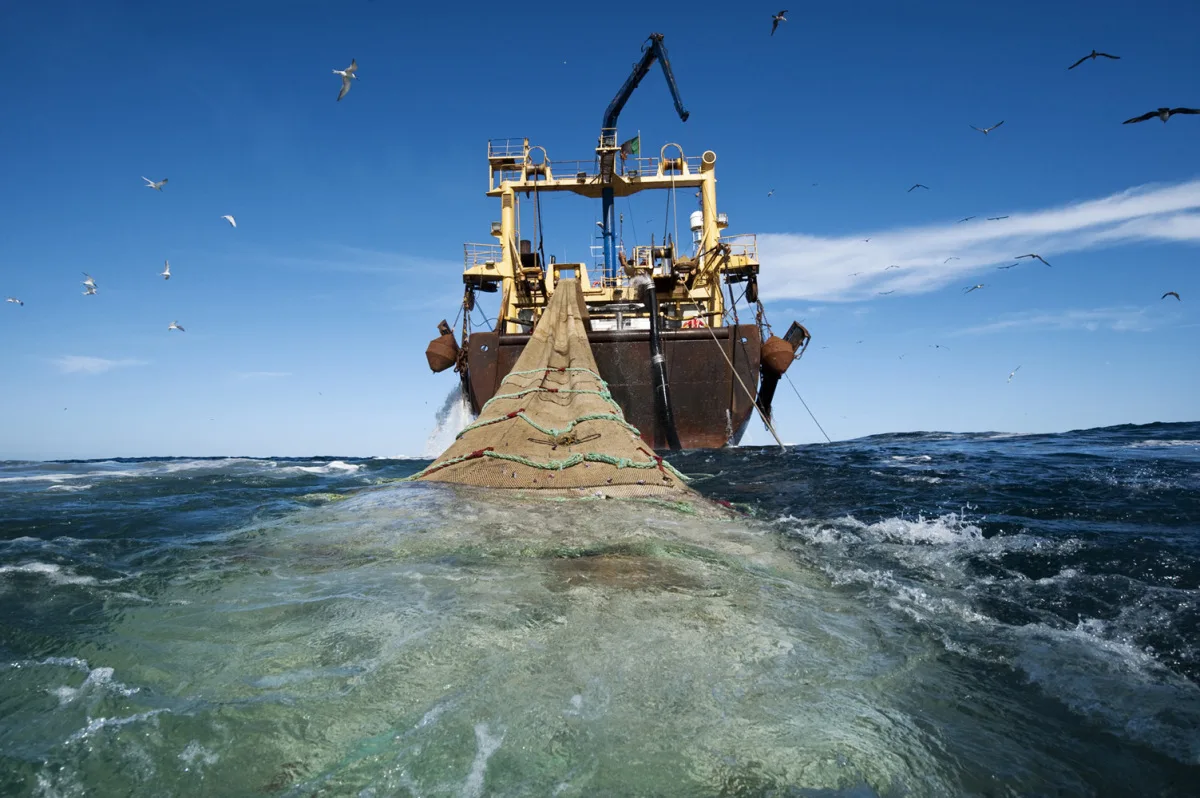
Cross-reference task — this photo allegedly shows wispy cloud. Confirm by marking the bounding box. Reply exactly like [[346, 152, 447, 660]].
[[758, 179, 1200, 302], [235, 371, 292, 379], [52, 356, 147, 374], [956, 306, 1165, 336]]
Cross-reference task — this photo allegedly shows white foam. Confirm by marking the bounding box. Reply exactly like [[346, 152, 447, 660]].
[[179, 740, 219, 768], [424, 386, 477, 459], [1127, 439, 1200, 449], [284, 460, 362, 475], [0, 562, 98, 586], [462, 723, 504, 798], [67, 709, 167, 743], [0, 470, 140, 484], [781, 513, 983, 547]]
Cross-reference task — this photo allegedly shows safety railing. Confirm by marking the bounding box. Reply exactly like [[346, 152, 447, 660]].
[[717, 234, 758, 261], [464, 242, 503, 270], [487, 138, 526, 159]]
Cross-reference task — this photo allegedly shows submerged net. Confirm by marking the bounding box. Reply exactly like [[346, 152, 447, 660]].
[[414, 279, 692, 497]]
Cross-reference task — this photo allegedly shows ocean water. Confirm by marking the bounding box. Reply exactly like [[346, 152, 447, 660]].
[[1, 422, 1197, 797]]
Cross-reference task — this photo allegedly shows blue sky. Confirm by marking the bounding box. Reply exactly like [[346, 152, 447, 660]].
[[1, 0, 1197, 459]]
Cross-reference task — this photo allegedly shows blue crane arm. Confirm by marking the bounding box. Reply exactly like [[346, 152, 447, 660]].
[[601, 33, 690, 131]]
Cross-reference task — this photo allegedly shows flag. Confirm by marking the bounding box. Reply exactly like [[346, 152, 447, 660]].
[[619, 134, 640, 161]]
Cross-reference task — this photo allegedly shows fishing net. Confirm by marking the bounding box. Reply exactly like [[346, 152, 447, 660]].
[[414, 279, 692, 497]]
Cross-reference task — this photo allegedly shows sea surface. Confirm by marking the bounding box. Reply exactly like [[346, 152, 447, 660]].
[[1, 422, 1198, 797]]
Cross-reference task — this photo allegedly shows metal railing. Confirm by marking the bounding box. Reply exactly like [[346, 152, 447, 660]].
[[487, 138, 526, 159], [718, 234, 758, 260], [464, 242, 503, 270]]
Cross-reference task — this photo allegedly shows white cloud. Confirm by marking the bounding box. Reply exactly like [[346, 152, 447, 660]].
[[956, 306, 1163, 336], [52, 356, 147, 374], [758, 179, 1200, 302]]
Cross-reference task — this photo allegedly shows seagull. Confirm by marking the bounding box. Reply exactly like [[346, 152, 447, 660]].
[[1015, 253, 1051, 266], [863, 238, 871, 243], [1068, 49, 1120, 70], [767, 189, 775, 197], [970, 121, 1005, 135], [877, 290, 895, 295], [142, 177, 168, 191], [771, 10, 787, 35], [221, 215, 237, 228], [1007, 365, 1021, 383], [849, 271, 863, 277], [1123, 107, 1200, 124], [83, 285, 97, 296], [908, 184, 929, 192], [958, 216, 976, 223], [1162, 291, 1181, 301], [929, 344, 949, 350], [81, 273, 97, 289], [168, 320, 185, 332], [997, 263, 1019, 270], [333, 58, 359, 102], [884, 264, 900, 270], [944, 256, 960, 263], [5, 297, 22, 306], [963, 284, 985, 294], [161, 260, 171, 280], [987, 216, 1009, 221]]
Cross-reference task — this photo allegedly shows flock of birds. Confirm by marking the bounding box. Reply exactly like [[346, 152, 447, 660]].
[[3, 60, 360, 323]]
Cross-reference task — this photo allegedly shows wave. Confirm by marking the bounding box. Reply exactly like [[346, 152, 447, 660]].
[[281, 460, 363, 475], [0, 562, 99, 586]]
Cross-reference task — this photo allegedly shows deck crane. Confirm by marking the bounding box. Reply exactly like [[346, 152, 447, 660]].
[[597, 33, 689, 278]]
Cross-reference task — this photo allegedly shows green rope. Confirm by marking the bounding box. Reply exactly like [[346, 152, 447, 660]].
[[409, 449, 690, 483], [456, 411, 640, 441], [502, 366, 606, 384], [480, 387, 621, 414]]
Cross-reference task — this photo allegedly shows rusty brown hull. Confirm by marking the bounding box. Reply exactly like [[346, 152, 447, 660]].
[[464, 325, 762, 450]]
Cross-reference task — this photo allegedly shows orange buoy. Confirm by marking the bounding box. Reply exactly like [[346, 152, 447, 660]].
[[425, 320, 459, 373]]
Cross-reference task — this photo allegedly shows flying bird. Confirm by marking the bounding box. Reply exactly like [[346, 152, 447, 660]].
[[142, 176, 168, 191], [1162, 291, 1181, 301], [848, 271, 863, 277], [1007, 366, 1021, 383], [1068, 49, 1120, 70], [908, 184, 929, 192], [1123, 107, 1200, 124], [944, 257, 960, 263], [987, 216, 1009, 221], [997, 263, 1019, 270], [877, 290, 895, 295], [767, 189, 775, 197], [929, 344, 949, 350], [333, 58, 359, 102], [5, 297, 22, 306], [81, 273, 97, 289], [970, 121, 1005, 135], [161, 260, 171, 280], [884, 264, 900, 270], [957, 216, 976, 223], [221, 215, 237, 228], [771, 10, 787, 35], [83, 285, 97, 296], [1015, 253, 1051, 266], [168, 321, 185, 332], [963, 284, 985, 294]]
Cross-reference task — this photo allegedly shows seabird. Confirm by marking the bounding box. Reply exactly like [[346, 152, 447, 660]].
[[1123, 107, 1200, 124], [849, 271, 863, 277], [221, 215, 237, 228], [333, 58, 359, 102], [863, 238, 871, 243], [958, 216, 976, 223], [877, 290, 895, 295], [987, 216, 1009, 220], [929, 344, 949, 350], [1015, 253, 1051, 266], [1162, 291, 1181, 301], [944, 256, 960, 263], [1007, 365, 1021, 383], [81, 273, 97, 289], [5, 297, 22, 306], [767, 189, 775, 197], [161, 260, 171, 280], [168, 321, 185, 332], [884, 264, 900, 270], [963, 284, 985, 294], [771, 10, 787, 35], [908, 184, 929, 192], [83, 285, 97, 296], [142, 177, 168, 191], [997, 263, 1019, 269], [970, 121, 1005, 135], [1068, 49, 1120, 70]]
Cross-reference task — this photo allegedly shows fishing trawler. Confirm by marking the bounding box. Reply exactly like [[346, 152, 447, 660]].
[[425, 34, 809, 450]]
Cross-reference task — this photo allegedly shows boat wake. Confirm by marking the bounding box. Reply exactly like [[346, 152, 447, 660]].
[[423, 385, 476, 458]]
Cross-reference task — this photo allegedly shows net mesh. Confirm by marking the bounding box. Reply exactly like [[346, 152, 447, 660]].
[[414, 279, 692, 497]]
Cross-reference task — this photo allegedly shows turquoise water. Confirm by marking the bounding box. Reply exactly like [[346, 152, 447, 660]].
[[2, 423, 1198, 795]]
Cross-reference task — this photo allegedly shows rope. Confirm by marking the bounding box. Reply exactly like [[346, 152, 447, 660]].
[[408, 449, 690, 483], [457, 411, 640, 440], [784, 371, 833, 444], [481, 387, 621, 414]]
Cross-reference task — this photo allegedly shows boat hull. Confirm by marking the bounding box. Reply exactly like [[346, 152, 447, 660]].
[[464, 325, 762, 450]]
